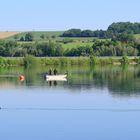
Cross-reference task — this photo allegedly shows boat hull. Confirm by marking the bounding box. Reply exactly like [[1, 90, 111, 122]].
[[46, 75, 67, 81]]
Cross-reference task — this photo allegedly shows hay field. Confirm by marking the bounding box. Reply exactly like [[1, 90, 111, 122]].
[[0, 32, 20, 39]]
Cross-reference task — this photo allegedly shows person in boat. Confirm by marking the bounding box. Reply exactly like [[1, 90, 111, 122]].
[[54, 69, 58, 75], [48, 69, 52, 75]]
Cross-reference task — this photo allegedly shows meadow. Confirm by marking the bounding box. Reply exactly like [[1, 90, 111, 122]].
[[5, 31, 96, 50], [6, 31, 63, 41]]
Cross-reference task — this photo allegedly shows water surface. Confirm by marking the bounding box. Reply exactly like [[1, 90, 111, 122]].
[[0, 65, 140, 140]]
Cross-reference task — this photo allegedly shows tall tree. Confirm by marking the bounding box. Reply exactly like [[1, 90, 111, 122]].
[[25, 32, 34, 41]]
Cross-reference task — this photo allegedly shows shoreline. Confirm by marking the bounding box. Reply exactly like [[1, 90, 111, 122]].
[[0, 56, 139, 67]]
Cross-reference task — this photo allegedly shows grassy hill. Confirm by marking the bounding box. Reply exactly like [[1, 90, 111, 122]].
[[6, 31, 64, 41], [5, 31, 95, 50]]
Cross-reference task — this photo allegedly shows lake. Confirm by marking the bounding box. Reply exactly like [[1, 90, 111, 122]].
[[0, 65, 140, 140]]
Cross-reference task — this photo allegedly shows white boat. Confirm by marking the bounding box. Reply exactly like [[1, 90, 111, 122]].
[[46, 74, 67, 81]]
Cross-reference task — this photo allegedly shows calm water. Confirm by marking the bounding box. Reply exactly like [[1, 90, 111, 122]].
[[0, 65, 140, 140]]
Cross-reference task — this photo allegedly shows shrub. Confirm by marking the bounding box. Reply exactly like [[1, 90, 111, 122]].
[[121, 56, 129, 64], [90, 56, 98, 65], [23, 55, 38, 67]]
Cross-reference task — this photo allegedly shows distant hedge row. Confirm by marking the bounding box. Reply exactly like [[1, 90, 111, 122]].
[[61, 22, 140, 38]]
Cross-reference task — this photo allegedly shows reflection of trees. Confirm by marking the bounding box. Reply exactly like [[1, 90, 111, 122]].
[[47, 81, 57, 86], [24, 66, 38, 86], [0, 67, 24, 87], [91, 65, 140, 96], [1, 65, 140, 97], [65, 65, 140, 96]]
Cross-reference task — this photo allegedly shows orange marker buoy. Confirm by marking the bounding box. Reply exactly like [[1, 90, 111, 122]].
[[19, 75, 25, 81]]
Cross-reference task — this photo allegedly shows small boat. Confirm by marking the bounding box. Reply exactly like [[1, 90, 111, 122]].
[[46, 74, 67, 81]]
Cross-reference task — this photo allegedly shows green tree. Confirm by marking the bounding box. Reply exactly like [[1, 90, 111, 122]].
[[0, 45, 5, 56], [25, 32, 34, 41], [55, 45, 64, 56], [62, 29, 82, 37], [112, 33, 135, 43], [81, 30, 93, 37], [22, 43, 37, 56], [4, 41, 17, 56], [51, 35, 56, 39], [40, 34, 45, 40], [20, 36, 24, 41], [14, 34, 19, 40]]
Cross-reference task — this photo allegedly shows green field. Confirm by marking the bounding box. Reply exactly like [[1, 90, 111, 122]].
[[6, 31, 63, 41], [5, 31, 96, 50], [60, 42, 93, 50]]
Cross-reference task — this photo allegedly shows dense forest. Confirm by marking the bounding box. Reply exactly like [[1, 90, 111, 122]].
[[62, 22, 140, 39]]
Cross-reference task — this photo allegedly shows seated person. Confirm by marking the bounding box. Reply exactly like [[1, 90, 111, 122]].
[[54, 69, 58, 75]]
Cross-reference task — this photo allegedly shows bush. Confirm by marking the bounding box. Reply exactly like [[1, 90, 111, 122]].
[[0, 57, 4, 66], [121, 56, 129, 64], [90, 56, 98, 65], [25, 33, 34, 41], [23, 55, 38, 67]]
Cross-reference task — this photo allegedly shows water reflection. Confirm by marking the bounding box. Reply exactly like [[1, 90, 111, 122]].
[[0, 65, 140, 96], [47, 81, 57, 86]]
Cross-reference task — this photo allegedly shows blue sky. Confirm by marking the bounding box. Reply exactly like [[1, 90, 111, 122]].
[[0, 0, 140, 31]]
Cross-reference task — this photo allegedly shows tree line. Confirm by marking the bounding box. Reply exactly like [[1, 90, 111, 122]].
[[61, 22, 140, 38], [0, 41, 64, 57], [1, 33, 140, 57]]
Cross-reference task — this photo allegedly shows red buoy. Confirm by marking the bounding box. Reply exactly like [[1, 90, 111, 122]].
[[19, 75, 25, 81]]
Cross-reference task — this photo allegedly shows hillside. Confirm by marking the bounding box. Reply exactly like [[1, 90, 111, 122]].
[[6, 31, 64, 41], [5, 31, 95, 50]]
